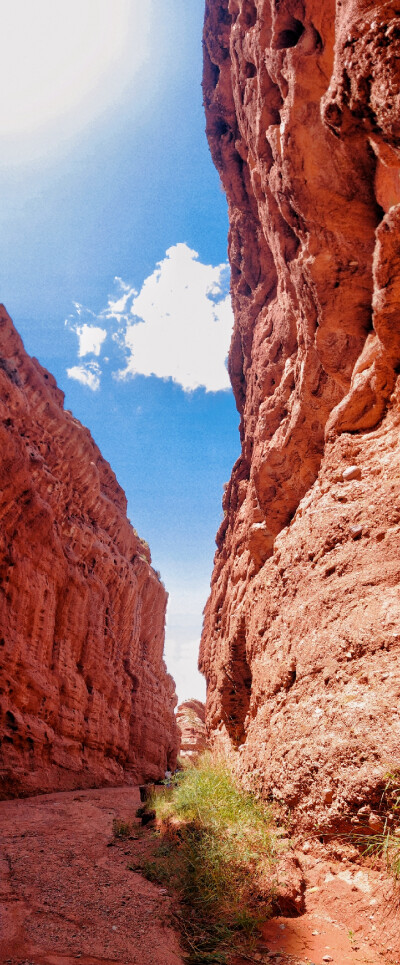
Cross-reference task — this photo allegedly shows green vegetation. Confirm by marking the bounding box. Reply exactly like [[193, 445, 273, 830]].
[[112, 818, 132, 839], [143, 753, 279, 964], [348, 928, 357, 947], [384, 768, 400, 817], [363, 828, 400, 881], [361, 769, 400, 884]]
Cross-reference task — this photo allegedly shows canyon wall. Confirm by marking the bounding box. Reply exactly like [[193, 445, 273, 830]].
[[0, 308, 179, 798], [176, 700, 207, 760], [200, 0, 400, 832]]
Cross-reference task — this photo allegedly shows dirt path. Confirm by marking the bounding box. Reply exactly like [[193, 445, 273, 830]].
[[0, 786, 184, 965]]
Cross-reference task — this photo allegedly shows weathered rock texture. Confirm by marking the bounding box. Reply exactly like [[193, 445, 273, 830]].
[[176, 700, 207, 760], [0, 308, 179, 798], [200, 0, 400, 832]]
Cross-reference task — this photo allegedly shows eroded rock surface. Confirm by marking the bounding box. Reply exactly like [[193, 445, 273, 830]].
[[200, 0, 400, 831], [0, 308, 179, 798], [176, 700, 207, 760]]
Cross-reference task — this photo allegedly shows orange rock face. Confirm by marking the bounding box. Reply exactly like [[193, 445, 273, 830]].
[[0, 308, 179, 798], [200, 0, 400, 830], [176, 700, 207, 760]]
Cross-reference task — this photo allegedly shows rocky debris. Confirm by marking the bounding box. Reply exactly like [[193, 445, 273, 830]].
[[259, 844, 400, 964], [176, 699, 207, 760], [200, 0, 400, 835], [0, 308, 179, 797]]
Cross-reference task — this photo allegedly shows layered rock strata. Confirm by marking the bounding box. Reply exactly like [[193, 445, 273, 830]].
[[200, 0, 400, 831], [176, 700, 207, 760], [0, 308, 179, 798]]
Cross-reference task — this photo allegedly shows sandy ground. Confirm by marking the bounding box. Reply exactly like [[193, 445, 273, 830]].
[[0, 785, 184, 965]]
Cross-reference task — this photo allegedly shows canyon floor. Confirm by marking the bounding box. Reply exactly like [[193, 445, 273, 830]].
[[0, 785, 399, 965], [0, 786, 184, 965]]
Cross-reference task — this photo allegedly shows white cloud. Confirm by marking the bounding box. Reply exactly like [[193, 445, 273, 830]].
[[67, 362, 101, 391], [119, 244, 233, 392], [106, 279, 137, 320], [66, 243, 234, 394], [76, 323, 107, 357]]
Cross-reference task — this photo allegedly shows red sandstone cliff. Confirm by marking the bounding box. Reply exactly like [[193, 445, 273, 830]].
[[200, 0, 400, 834], [176, 699, 207, 760], [0, 308, 179, 798]]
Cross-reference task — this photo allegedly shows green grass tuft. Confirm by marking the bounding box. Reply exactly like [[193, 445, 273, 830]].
[[112, 818, 132, 839], [363, 829, 400, 881], [361, 768, 400, 885], [144, 753, 279, 964]]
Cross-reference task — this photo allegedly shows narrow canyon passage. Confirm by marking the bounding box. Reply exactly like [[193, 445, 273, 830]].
[[0, 786, 184, 965], [1, 0, 400, 962]]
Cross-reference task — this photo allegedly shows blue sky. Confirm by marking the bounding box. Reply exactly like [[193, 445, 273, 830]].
[[0, 0, 240, 702]]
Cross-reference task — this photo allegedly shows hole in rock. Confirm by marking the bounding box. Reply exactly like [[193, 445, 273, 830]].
[[220, 617, 252, 748], [259, 137, 274, 169], [268, 106, 281, 125], [287, 666, 297, 689], [218, 7, 232, 26], [323, 101, 343, 134], [237, 277, 252, 298], [212, 62, 220, 87], [215, 118, 232, 139], [276, 18, 305, 49], [244, 61, 257, 78], [242, 0, 257, 28], [208, 60, 220, 90], [280, 76, 289, 99], [5, 710, 18, 731], [260, 69, 285, 126], [284, 223, 300, 262]]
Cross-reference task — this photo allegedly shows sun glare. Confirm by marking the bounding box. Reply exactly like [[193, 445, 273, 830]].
[[1, 0, 150, 139]]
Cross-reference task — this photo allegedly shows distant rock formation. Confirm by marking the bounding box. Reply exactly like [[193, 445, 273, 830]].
[[0, 307, 179, 798], [200, 0, 400, 831], [176, 700, 207, 760]]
